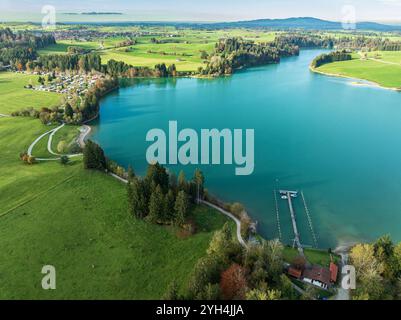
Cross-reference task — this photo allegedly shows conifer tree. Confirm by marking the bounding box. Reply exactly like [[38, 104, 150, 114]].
[[164, 189, 176, 222], [178, 170, 187, 192], [128, 177, 148, 219], [148, 185, 164, 223], [174, 191, 189, 226]]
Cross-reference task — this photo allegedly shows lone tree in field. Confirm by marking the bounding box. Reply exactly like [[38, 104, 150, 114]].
[[83, 140, 106, 170]]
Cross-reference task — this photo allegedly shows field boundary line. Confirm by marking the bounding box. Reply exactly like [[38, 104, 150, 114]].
[[0, 173, 78, 219]]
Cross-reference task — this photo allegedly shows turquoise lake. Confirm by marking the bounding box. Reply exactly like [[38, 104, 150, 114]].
[[92, 49, 401, 249]]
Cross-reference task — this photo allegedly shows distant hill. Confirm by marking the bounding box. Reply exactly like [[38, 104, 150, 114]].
[[208, 17, 401, 31], [65, 17, 401, 31]]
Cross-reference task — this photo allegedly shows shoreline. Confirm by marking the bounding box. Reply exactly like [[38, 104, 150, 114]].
[[309, 65, 401, 92]]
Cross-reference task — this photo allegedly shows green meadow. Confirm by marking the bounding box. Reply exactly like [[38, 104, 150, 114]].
[[283, 247, 340, 267], [316, 54, 401, 89], [0, 72, 61, 114], [50, 125, 82, 153], [0, 116, 232, 299], [38, 29, 277, 72], [37, 38, 129, 55], [364, 50, 401, 64]]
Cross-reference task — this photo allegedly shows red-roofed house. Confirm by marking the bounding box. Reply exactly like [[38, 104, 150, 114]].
[[287, 267, 302, 279], [330, 262, 338, 283], [302, 266, 331, 290]]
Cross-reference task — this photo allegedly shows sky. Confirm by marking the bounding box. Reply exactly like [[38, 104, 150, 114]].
[[1, 0, 401, 23]]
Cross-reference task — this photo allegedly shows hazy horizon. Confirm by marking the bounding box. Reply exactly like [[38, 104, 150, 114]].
[[1, 0, 401, 24]]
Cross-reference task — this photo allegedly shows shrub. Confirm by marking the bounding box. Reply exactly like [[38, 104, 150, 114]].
[[27, 155, 36, 165], [57, 140, 68, 154], [20, 152, 36, 164], [60, 155, 69, 165]]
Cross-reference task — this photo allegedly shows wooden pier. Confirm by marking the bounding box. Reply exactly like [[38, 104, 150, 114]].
[[280, 190, 304, 256]]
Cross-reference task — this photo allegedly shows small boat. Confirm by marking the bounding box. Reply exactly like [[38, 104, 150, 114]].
[[281, 195, 288, 200]]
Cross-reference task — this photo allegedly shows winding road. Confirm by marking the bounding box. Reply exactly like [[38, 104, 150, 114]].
[[201, 200, 248, 248], [27, 123, 89, 161]]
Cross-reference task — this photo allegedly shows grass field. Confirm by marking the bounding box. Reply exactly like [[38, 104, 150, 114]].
[[364, 50, 401, 64], [0, 72, 61, 114], [0, 116, 232, 299], [51, 125, 82, 154], [37, 38, 128, 55], [316, 54, 401, 89], [283, 247, 339, 267], [38, 29, 277, 72]]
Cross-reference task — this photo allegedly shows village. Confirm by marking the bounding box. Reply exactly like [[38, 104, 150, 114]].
[[20, 70, 104, 98]]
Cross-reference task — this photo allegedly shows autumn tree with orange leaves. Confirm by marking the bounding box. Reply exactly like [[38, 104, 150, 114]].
[[220, 263, 247, 300]]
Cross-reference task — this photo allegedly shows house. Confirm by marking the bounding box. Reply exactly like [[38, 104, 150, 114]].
[[302, 266, 331, 290], [330, 262, 338, 283], [287, 267, 302, 279]]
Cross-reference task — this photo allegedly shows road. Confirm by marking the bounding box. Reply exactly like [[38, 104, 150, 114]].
[[201, 200, 248, 248], [77, 125, 91, 148], [27, 123, 85, 161], [334, 252, 351, 300]]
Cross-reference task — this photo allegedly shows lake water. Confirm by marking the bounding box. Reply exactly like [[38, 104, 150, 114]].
[[92, 49, 401, 249]]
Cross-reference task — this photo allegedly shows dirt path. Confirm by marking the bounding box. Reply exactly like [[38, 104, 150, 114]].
[[368, 57, 401, 66], [201, 200, 248, 248]]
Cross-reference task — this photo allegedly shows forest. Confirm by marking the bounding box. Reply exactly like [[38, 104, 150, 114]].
[[0, 28, 55, 68], [311, 50, 352, 68], [200, 37, 300, 76]]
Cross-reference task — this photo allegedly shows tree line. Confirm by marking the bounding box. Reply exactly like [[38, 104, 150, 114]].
[[335, 36, 401, 51], [275, 34, 334, 49], [311, 50, 352, 68], [36, 53, 102, 73], [0, 28, 55, 69], [199, 37, 300, 76], [103, 59, 178, 78]]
